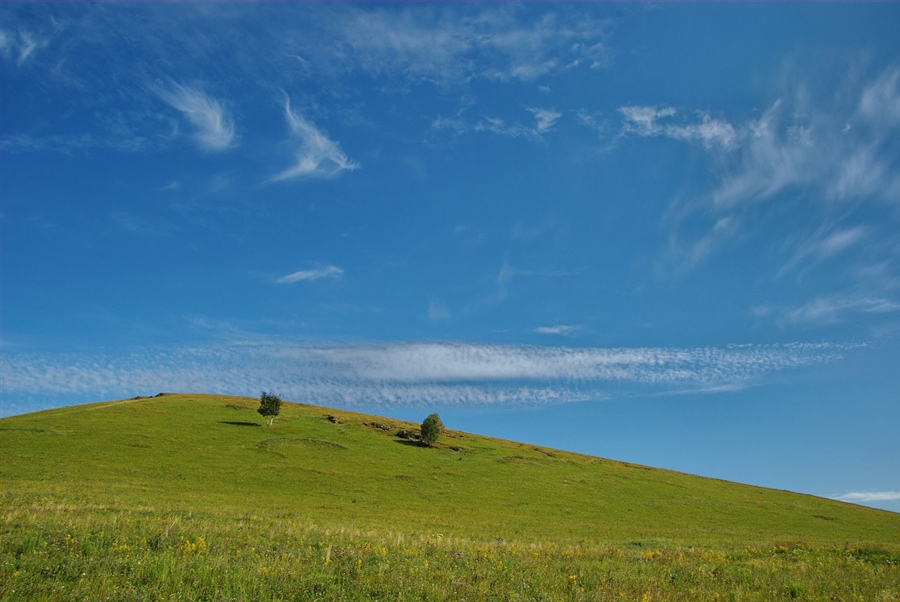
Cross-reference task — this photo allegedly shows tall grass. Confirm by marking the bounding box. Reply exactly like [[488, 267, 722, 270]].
[[3, 495, 898, 601]]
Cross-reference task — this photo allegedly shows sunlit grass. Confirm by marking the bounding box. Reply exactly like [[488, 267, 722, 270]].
[[3, 499, 897, 601], [1, 394, 898, 600]]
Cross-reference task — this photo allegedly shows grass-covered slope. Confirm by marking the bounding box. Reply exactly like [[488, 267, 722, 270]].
[[2, 393, 896, 547]]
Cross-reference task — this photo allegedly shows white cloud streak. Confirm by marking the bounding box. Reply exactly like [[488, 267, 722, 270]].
[[0, 340, 851, 416], [474, 117, 537, 140], [534, 325, 582, 336], [831, 491, 900, 503], [757, 294, 900, 326], [313, 342, 846, 384], [624, 66, 900, 317], [666, 216, 740, 272], [527, 107, 561, 134], [778, 226, 867, 277], [326, 6, 609, 84], [619, 106, 737, 150], [435, 106, 562, 142], [277, 265, 344, 284], [619, 106, 676, 136], [0, 28, 52, 67], [270, 99, 359, 181], [158, 84, 235, 151], [856, 67, 900, 128], [709, 103, 826, 207], [493, 260, 574, 302], [621, 66, 900, 210]]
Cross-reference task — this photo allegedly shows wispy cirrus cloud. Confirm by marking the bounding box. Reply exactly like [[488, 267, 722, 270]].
[[664, 216, 740, 272], [626, 66, 900, 329], [277, 265, 344, 284], [830, 491, 900, 504], [494, 260, 576, 303], [731, 67, 896, 207], [270, 99, 359, 181], [528, 107, 562, 134], [433, 106, 563, 142], [474, 117, 538, 140], [619, 105, 676, 136], [158, 83, 235, 151], [619, 106, 738, 150], [754, 293, 900, 327], [622, 64, 900, 210], [324, 5, 609, 85], [778, 226, 867, 277], [0, 340, 852, 417], [0, 28, 53, 67], [534, 325, 583, 337], [856, 66, 900, 129]]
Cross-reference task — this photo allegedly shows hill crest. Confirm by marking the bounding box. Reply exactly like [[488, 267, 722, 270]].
[[2, 393, 897, 548]]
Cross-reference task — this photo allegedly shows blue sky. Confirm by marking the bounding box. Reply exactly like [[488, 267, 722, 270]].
[[1, 3, 898, 512]]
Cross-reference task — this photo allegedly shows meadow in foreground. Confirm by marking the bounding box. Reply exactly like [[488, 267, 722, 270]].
[[3, 498, 898, 602]]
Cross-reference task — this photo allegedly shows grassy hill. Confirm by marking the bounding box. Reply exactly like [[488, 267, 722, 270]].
[[2, 394, 898, 601]]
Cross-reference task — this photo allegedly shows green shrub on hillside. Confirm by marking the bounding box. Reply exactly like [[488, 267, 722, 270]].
[[258, 391, 282, 427], [421, 413, 443, 446]]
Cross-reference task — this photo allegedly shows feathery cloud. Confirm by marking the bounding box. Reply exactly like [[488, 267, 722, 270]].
[[665, 216, 739, 273], [619, 106, 738, 150], [527, 107, 562, 134], [619, 105, 677, 136], [158, 84, 235, 151], [474, 117, 538, 140], [270, 99, 359, 181], [327, 6, 609, 84], [576, 110, 608, 139], [623, 65, 900, 292], [710, 79, 899, 208], [778, 227, 867, 277], [534, 325, 582, 336], [856, 66, 900, 128], [621, 66, 900, 209], [277, 265, 344, 284], [493, 260, 575, 303], [0, 28, 52, 67], [436, 106, 562, 142], [764, 294, 900, 326]]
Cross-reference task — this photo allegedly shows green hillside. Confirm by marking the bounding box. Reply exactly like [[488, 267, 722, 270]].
[[2, 394, 898, 601]]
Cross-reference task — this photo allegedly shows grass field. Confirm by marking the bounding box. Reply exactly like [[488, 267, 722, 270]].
[[2, 393, 898, 600]]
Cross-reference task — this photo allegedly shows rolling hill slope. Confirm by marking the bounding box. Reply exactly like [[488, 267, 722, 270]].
[[2, 393, 896, 547]]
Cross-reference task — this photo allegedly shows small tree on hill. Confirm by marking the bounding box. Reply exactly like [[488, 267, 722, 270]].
[[420, 413, 444, 447], [258, 391, 282, 427]]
